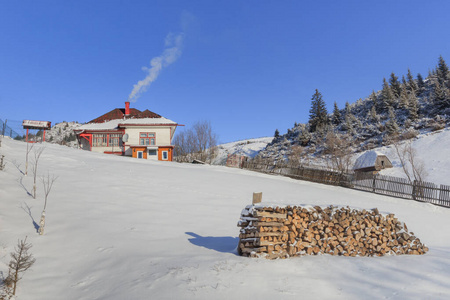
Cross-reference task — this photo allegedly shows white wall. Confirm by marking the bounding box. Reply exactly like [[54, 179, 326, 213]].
[[125, 126, 174, 146]]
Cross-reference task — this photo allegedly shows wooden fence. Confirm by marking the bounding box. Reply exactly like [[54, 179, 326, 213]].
[[241, 161, 450, 208], [242, 161, 350, 187]]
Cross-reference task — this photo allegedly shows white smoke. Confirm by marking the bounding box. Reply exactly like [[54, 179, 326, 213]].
[[128, 32, 184, 102]]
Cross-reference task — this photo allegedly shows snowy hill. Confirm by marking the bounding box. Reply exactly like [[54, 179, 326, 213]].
[[1, 138, 450, 299], [257, 57, 450, 163], [374, 127, 450, 185], [45, 121, 81, 148], [212, 137, 273, 165]]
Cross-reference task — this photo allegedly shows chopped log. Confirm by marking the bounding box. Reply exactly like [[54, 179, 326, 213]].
[[253, 211, 287, 219]]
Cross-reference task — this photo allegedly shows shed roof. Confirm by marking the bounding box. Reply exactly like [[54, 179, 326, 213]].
[[353, 150, 388, 170]]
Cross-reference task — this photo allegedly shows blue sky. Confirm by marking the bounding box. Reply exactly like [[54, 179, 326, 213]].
[[1, 1, 450, 143]]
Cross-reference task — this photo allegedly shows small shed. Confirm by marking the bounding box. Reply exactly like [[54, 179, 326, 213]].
[[353, 150, 392, 173], [226, 154, 247, 168]]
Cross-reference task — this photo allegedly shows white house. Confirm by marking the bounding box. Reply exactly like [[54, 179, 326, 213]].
[[74, 102, 179, 161]]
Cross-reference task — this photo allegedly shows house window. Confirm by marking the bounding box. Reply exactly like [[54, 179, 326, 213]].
[[109, 134, 122, 147], [148, 149, 157, 156], [139, 132, 155, 146], [93, 134, 107, 147]]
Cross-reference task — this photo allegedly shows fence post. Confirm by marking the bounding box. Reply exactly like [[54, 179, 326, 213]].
[[372, 174, 376, 193], [1, 119, 6, 137], [412, 180, 417, 200]]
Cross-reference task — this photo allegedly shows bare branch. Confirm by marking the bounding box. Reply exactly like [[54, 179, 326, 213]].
[[25, 142, 34, 176], [324, 132, 354, 174], [5, 237, 36, 296], [41, 173, 58, 211], [390, 137, 427, 184], [31, 147, 45, 199]]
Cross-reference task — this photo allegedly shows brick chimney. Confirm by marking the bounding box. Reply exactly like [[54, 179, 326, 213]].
[[125, 101, 130, 116]]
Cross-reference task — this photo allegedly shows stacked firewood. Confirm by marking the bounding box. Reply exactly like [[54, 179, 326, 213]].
[[237, 205, 428, 259]]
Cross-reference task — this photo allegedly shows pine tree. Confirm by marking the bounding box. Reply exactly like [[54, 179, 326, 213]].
[[332, 102, 341, 125], [369, 105, 378, 122], [408, 89, 419, 121], [369, 90, 379, 112], [417, 73, 425, 91], [380, 78, 394, 112], [386, 107, 399, 135], [389, 72, 402, 98], [437, 55, 449, 85], [370, 90, 377, 103], [406, 68, 418, 92], [399, 88, 409, 109], [274, 129, 280, 138], [309, 89, 328, 132], [433, 80, 450, 110], [298, 129, 311, 146], [342, 102, 355, 133]]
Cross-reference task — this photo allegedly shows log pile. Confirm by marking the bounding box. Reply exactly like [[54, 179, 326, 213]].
[[237, 205, 428, 259]]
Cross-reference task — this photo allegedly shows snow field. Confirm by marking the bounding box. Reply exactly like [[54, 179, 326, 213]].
[[1, 138, 450, 299]]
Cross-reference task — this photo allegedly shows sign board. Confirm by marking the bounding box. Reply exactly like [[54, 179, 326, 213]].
[[22, 120, 51, 129], [252, 192, 262, 204]]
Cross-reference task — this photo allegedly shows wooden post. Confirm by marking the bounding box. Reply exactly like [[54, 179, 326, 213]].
[[253, 192, 262, 204], [38, 211, 46, 235], [372, 174, 377, 193]]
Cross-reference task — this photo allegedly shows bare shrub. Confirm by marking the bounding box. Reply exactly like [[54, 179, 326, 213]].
[[173, 121, 218, 163], [288, 145, 305, 167], [38, 173, 58, 235], [324, 132, 354, 174], [400, 128, 419, 140], [390, 137, 427, 184], [1, 237, 36, 298], [25, 142, 34, 176]]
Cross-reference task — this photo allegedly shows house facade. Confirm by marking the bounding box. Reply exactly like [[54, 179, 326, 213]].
[[74, 102, 179, 161]]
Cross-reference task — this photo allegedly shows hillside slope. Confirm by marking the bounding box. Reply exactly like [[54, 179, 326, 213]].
[[376, 127, 450, 185], [212, 137, 273, 165], [1, 138, 450, 299], [258, 56, 450, 163]]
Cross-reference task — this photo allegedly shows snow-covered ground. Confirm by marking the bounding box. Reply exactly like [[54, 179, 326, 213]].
[[212, 137, 273, 165], [1, 137, 450, 299], [367, 128, 450, 186]]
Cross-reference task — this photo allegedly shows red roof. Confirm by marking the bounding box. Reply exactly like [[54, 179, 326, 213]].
[[88, 107, 162, 123]]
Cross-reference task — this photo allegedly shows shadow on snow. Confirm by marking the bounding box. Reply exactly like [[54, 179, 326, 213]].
[[185, 232, 239, 255]]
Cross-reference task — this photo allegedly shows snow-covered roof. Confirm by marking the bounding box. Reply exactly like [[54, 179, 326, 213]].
[[76, 119, 123, 131], [353, 150, 387, 170], [75, 117, 177, 132], [119, 117, 177, 126]]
